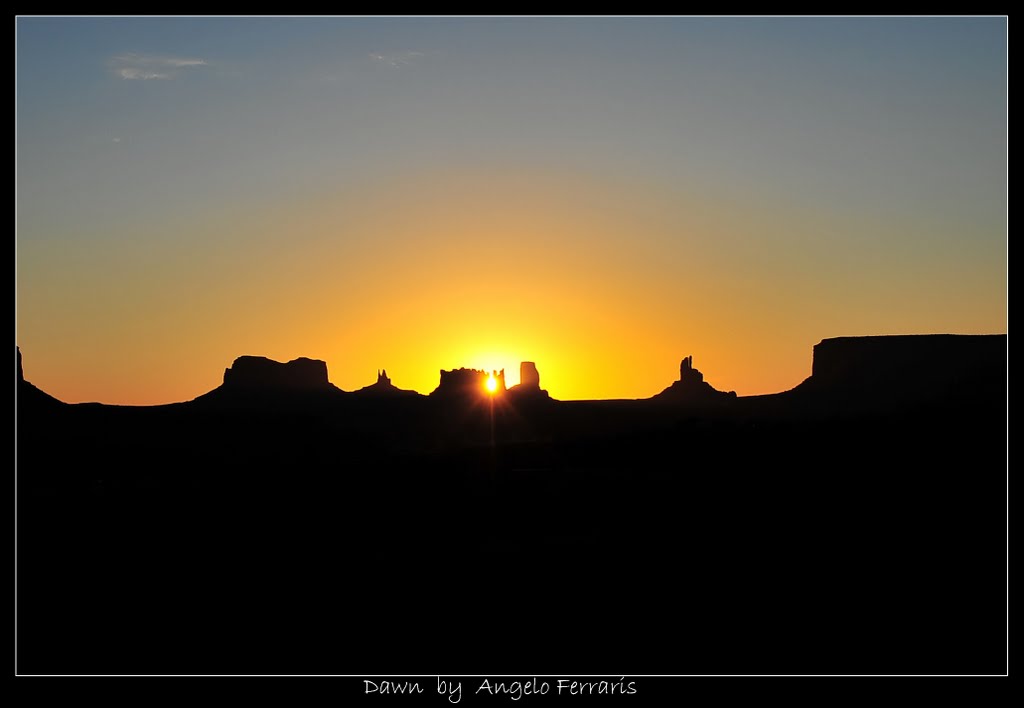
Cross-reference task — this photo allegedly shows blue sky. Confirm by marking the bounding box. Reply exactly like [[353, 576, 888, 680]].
[[16, 17, 1007, 403]]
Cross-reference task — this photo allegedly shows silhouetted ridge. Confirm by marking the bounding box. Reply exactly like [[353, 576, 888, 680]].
[[15, 334, 1007, 675], [16, 346, 64, 410], [794, 334, 1006, 409], [652, 354, 737, 402]]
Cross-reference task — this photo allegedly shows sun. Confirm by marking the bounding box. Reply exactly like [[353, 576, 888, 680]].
[[485, 374, 498, 394]]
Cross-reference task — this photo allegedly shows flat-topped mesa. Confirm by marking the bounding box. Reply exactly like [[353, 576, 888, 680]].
[[431, 367, 505, 397], [222, 355, 332, 391], [797, 334, 1006, 407], [653, 353, 736, 402]]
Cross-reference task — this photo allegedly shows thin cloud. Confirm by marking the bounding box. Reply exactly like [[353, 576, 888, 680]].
[[109, 53, 209, 80], [368, 51, 424, 68], [116, 67, 173, 80], [162, 57, 208, 68]]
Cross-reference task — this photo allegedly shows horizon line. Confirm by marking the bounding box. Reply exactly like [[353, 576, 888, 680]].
[[15, 331, 1008, 408]]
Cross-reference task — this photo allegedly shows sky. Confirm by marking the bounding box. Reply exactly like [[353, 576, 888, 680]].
[[16, 16, 1007, 404]]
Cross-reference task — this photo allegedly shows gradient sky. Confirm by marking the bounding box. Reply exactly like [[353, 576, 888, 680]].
[[16, 16, 1007, 404]]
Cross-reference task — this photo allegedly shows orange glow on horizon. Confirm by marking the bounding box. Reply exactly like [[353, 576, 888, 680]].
[[15, 167, 1007, 406]]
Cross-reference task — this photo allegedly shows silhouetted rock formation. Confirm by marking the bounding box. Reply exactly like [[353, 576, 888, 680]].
[[353, 369, 420, 397], [431, 368, 505, 398], [521, 361, 540, 388], [507, 361, 551, 399], [222, 356, 332, 391], [652, 354, 736, 403], [680, 355, 702, 383], [793, 334, 1006, 410], [14, 332, 1008, 676], [189, 354, 345, 408]]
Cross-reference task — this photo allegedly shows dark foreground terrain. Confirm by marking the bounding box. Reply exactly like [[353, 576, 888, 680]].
[[16, 335, 1007, 675]]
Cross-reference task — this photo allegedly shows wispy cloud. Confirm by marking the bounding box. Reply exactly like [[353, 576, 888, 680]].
[[368, 51, 424, 68], [109, 53, 209, 80], [115, 67, 173, 80], [160, 57, 208, 68]]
